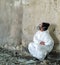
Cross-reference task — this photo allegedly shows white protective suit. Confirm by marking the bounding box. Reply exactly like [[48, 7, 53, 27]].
[[28, 30, 54, 60]]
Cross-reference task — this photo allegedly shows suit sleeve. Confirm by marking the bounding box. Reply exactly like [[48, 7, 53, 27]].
[[44, 35, 54, 52], [44, 35, 54, 46], [33, 32, 41, 44]]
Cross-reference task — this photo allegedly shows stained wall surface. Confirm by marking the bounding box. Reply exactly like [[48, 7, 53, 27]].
[[0, 0, 60, 51], [22, 0, 60, 51], [0, 0, 23, 50]]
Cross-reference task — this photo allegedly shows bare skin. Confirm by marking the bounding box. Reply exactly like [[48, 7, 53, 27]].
[[40, 41, 45, 45]]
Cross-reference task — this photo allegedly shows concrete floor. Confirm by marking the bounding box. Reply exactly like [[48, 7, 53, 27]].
[[0, 47, 60, 65]]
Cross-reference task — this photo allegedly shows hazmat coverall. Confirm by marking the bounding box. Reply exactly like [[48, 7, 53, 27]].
[[28, 30, 54, 60]]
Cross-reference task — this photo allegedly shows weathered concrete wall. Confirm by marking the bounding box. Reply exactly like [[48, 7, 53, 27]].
[[22, 0, 60, 51], [0, 0, 60, 51], [0, 0, 23, 50]]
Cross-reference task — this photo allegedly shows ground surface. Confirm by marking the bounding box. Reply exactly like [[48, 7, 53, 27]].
[[0, 47, 60, 65]]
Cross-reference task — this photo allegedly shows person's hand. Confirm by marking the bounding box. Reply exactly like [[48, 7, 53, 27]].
[[40, 41, 45, 45]]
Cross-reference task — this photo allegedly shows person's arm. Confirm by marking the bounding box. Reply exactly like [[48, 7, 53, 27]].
[[33, 32, 41, 44], [43, 36, 54, 52], [44, 36, 54, 46]]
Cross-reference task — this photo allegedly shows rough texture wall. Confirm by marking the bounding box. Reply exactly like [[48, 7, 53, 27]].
[[0, 0, 60, 51], [22, 0, 60, 51], [0, 0, 23, 50]]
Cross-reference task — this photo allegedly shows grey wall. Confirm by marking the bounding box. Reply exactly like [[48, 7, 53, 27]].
[[0, 0, 60, 51], [22, 0, 60, 51], [0, 0, 23, 50]]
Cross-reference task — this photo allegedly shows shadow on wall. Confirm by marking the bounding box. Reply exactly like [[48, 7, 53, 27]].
[[49, 24, 59, 50]]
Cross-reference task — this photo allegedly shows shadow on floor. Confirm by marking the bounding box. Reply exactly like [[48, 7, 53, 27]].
[[0, 47, 60, 65]]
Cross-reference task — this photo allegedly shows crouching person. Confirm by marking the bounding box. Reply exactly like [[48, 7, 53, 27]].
[[28, 22, 54, 61]]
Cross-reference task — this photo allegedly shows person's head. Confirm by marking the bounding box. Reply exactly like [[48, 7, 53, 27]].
[[39, 22, 50, 31]]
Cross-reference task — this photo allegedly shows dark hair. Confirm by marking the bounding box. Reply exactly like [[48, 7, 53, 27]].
[[42, 22, 50, 31]]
